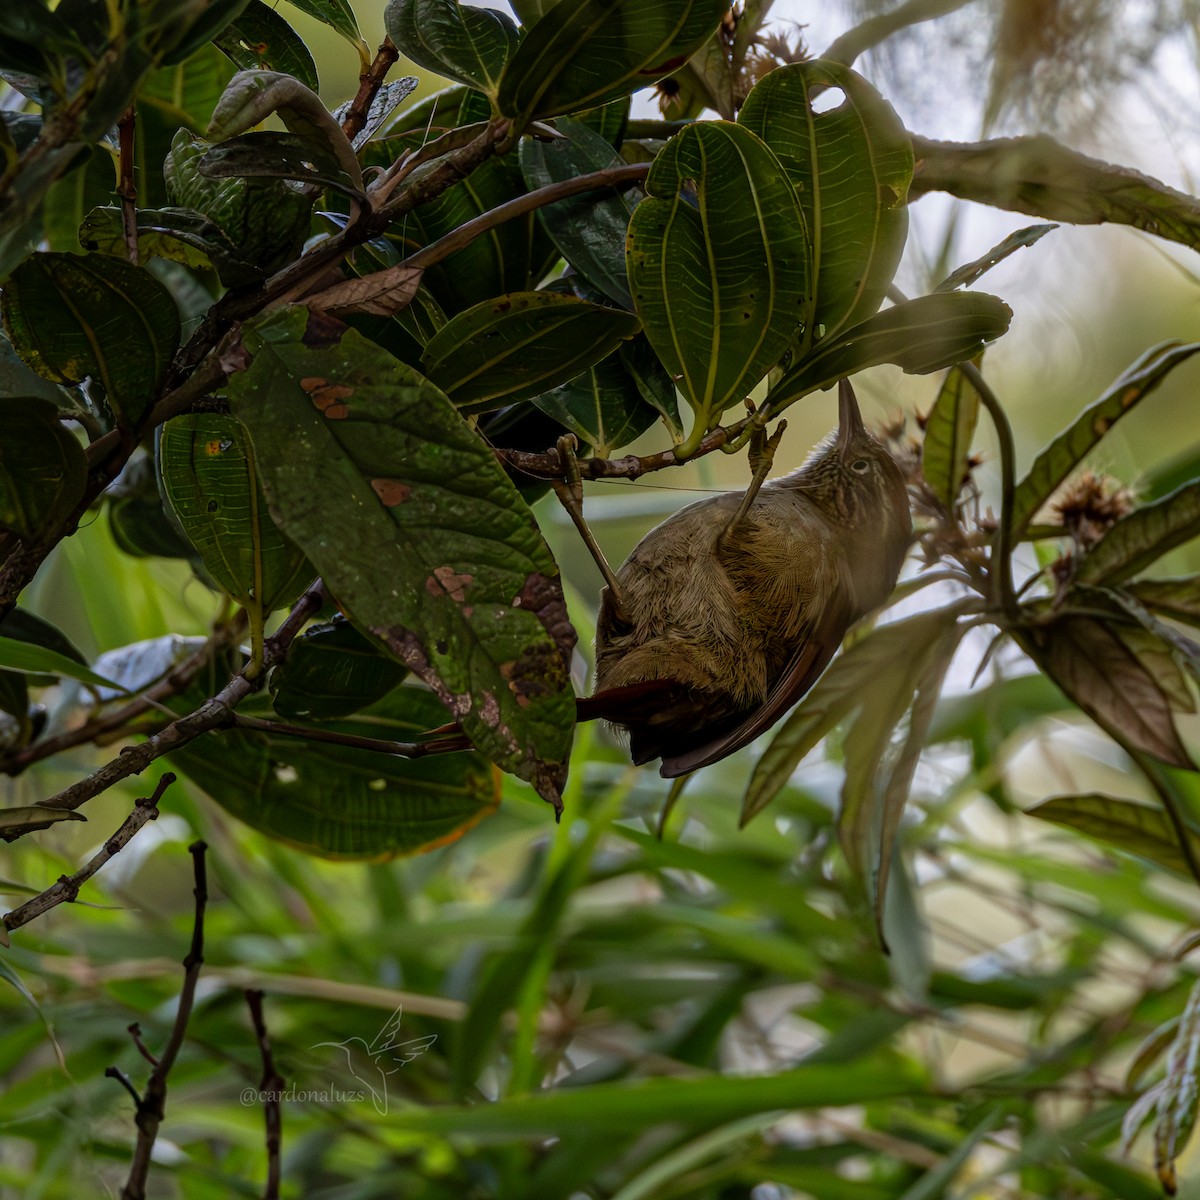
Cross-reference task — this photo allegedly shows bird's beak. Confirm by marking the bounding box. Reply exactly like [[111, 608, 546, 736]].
[[837, 378, 866, 452]]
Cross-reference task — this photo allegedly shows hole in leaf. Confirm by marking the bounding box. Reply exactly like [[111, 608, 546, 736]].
[[811, 87, 846, 114], [274, 764, 299, 784], [678, 177, 700, 210], [368, 778, 387, 791]]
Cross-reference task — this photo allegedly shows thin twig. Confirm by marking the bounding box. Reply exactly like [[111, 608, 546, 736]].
[[15, 581, 325, 828], [2, 773, 176, 932], [116, 105, 138, 266], [245, 989, 283, 1200], [120, 840, 209, 1200], [497, 414, 756, 482], [340, 36, 399, 143], [127, 1023, 159, 1067], [105, 1066, 142, 1106], [230, 713, 453, 758], [2, 612, 248, 775]]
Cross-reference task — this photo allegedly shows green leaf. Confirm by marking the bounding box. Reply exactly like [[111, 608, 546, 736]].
[[620, 333, 682, 438], [0, 608, 88, 682], [394, 1056, 925, 1135], [1019, 617, 1192, 767], [532, 351, 662, 457], [168, 687, 499, 858], [165, 129, 315, 276], [1026, 793, 1200, 877], [0, 634, 123, 691], [934, 223, 1058, 292], [1155, 976, 1200, 1193], [1077, 479, 1200, 585], [1011, 342, 1200, 537], [106, 455, 196, 560], [743, 609, 965, 827], [911, 132, 1200, 254], [270, 618, 408, 720], [1, 253, 181, 429], [519, 116, 640, 309], [0, 325, 66, 408], [225, 305, 575, 811], [498, 0, 729, 123], [385, 0, 520, 98], [199, 129, 364, 198], [626, 121, 810, 448], [0, 399, 87, 542], [1127, 577, 1200, 627], [214, 0, 320, 93], [421, 291, 641, 414], [767, 292, 1012, 414], [739, 59, 913, 347], [159, 413, 311, 620], [281, 0, 363, 53], [922, 364, 981, 512]]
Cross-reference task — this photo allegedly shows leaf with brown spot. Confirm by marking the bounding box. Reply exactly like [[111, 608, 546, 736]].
[[226, 305, 575, 812], [307, 263, 424, 317]]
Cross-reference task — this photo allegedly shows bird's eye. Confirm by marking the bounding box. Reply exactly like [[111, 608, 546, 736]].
[[850, 459, 870, 473]]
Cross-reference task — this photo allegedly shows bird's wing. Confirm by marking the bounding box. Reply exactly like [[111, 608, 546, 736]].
[[657, 587, 853, 778]]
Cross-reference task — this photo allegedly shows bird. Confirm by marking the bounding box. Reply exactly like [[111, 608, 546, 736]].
[[591, 379, 912, 777]]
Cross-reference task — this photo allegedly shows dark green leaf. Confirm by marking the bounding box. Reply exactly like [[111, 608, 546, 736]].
[[519, 117, 640, 308], [532, 351, 661, 456], [767, 292, 1012, 414], [226, 305, 575, 811], [1127, 577, 1200, 627], [168, 687, 499, 858], [934, 223, 1058, 292], [1020, 617, 1192, 767], [165, 129, 314, 276], [626, 121, 809, 449], [1026, 793, 1200, 878], [385, 0, 520, 98], [1077, 480, 1200, 586], [922, 364, 981, 511], [421, 291, 641, 414], [498, 0, 729, 122], [619, 334, 681, 438], [157, 0, 255, 66], [199, 130, 363, 198], [0, 326, 67, 408], [1011, 342, 1200, 537], [159, 413, 311, 620], [0, 399, 86, 542], [106, 455, 196, 560], [282, 0, 363, 53], [214, 0, 319, 93], [1, 253, 180, 429], [270, 618, 408, 720], [0, 634, 121, 691], [739, 59, 912, 346], [911, 133, 1200, 254]]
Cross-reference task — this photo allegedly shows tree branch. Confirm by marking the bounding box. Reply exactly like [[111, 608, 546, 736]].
[[245, 989, 283, 1200], [824, 0, 982, 66], [120, 840, 209, 1200], [2, 773, 177, 934], [339, 36, 400, 144], [19, 581, 325, 827]]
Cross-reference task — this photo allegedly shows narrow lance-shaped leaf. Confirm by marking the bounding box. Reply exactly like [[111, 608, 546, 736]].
[[626, 121, 810, 453], [911, 133, 1200, 254], [0, 634, 124, 691], [1077, 479, 1200, 585], [226, 305, 575, 812], [934, 223, 1058, 292], [767, 292, 1012, 415], [385, 0, 520, 98], [1026, 793, 1200, 878], [922, 363, 981, 511], [743, 608, 964, 826], [498, 0, 729, 123], [420, 291, 641, 414], [1011, 341, 1200, 536], [1155, 976, 1200, 1194], [1, 254, 180, 428], [739, 59, 913, 348]]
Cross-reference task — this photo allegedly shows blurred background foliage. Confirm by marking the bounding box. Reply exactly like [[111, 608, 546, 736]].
[[5, 1, 1200, 1197]]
